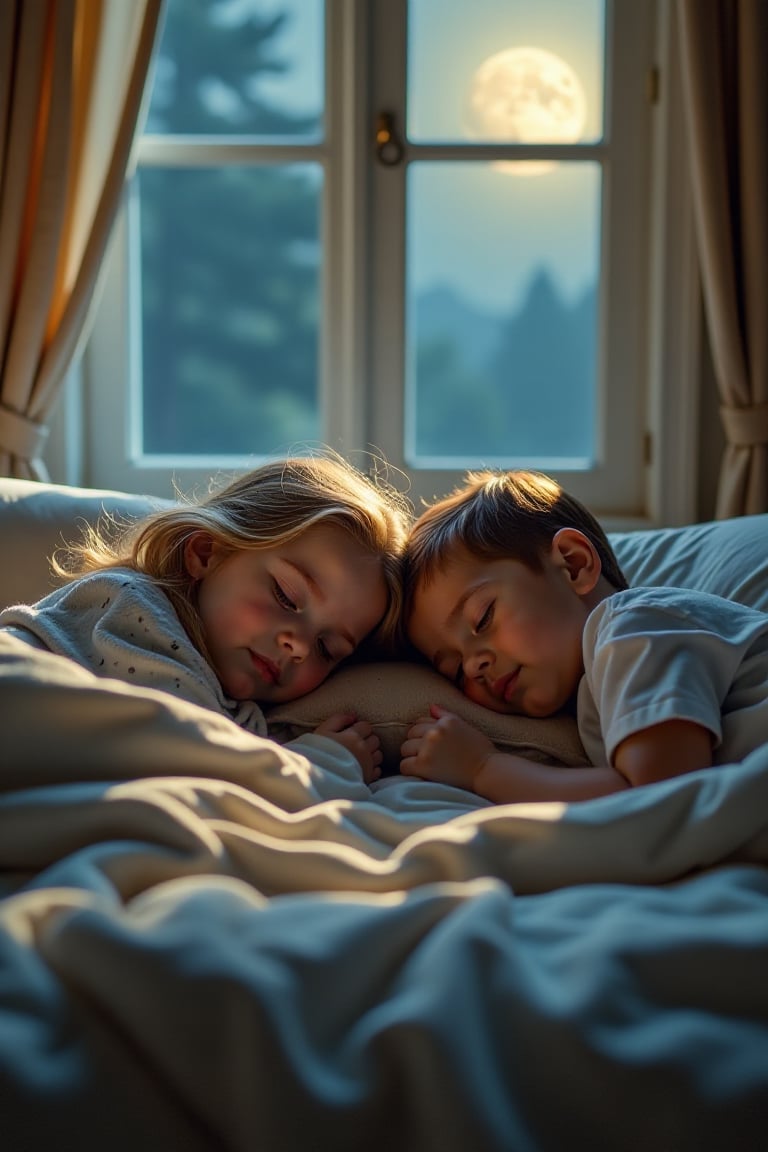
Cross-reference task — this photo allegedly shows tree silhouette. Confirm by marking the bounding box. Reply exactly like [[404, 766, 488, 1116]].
[[487, 269, 596, 460], [412, 270, 597, 463], [140, 0, 321, 455], [413, 335, 506, 457]]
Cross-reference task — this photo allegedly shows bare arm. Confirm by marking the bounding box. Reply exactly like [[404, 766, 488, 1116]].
[[401, 707, 712, 804], [473, 751, 628, 803], [613, 719, 713, 787]]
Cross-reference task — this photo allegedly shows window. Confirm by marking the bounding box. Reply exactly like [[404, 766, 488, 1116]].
[[404, 4, 606, 474], [74, 0, 695, 523]]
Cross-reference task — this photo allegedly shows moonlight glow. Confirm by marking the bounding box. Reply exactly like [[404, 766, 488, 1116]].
[[467, 46, 587, 174]]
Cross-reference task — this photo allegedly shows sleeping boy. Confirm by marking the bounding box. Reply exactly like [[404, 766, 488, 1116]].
[[399, 469, 768, 803]]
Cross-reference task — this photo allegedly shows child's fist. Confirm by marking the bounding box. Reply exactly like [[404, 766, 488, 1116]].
[[314, 712, 383, 784]]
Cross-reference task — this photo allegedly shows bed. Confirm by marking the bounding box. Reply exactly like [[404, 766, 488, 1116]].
[[2, 476, 768, 1151]]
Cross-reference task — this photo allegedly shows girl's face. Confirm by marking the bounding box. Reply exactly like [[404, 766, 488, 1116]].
[[407, 539, 597, 718], [185, 523, 389, 703]]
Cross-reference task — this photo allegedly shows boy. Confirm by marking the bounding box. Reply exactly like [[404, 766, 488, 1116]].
[[400, 469, 768, 803]]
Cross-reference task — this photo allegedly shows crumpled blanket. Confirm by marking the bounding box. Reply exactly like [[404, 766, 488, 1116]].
[[2, 631, 767, 1151]]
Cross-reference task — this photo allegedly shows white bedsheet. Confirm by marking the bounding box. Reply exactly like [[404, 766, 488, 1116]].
[[2, 631, 767, 1150]]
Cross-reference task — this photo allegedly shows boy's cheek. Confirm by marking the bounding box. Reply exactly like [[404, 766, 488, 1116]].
[[462, 679, 489, 707]]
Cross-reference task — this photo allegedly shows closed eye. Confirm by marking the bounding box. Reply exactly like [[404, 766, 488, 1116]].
[[317, 637, 335, 663], [273, 581, 297, 612], [474, 602, 494, 634]]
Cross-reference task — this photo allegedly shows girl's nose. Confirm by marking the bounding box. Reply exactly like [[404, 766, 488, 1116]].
[[279, 629, 310, 661]]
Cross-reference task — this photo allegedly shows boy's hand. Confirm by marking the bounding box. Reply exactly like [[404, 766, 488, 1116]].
[[314, 711, 382, 785], [400, 705, 495, 792]]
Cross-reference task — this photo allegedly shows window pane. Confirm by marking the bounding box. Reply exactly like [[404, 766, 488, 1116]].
[[406, 161, 600, 467], [137, 165, 321, 457], [146, 0, 324, 138], [408, 0, 604, 145]]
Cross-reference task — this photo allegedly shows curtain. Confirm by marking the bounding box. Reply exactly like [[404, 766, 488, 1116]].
[[0, 0, 163, 480], [677, 0, 768, 516]]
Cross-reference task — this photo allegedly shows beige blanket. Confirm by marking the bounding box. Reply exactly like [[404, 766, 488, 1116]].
[[2, 631, 768, 1150]]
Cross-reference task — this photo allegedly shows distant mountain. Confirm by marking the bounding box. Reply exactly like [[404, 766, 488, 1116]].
[[412, 284, 503, 371], [410, 271, 599, 460]]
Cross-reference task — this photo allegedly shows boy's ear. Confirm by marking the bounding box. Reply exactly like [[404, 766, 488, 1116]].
[[184, 532, 220, 578], [550, 528, 602, 595]]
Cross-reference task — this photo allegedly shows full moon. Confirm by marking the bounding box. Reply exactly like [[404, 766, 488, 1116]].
[[466, 46, 587, 173]]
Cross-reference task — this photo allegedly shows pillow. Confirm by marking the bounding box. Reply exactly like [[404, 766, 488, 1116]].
[[610, 514, 768, 611], [0, 477, 171, 613], [265, 661, 588, 774]]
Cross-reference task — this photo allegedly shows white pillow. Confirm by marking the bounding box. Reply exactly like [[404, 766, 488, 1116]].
[[610, 514, 768, 610], [0, 478, 169, 613]]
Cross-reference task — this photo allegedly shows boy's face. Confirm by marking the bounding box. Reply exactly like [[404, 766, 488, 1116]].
[[407, 543, 591, 718]]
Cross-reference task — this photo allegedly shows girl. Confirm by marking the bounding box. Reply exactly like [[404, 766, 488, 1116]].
[[0, 454, 410, 784]]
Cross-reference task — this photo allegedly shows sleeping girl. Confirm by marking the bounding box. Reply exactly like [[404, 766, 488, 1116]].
[[0, 453, 410, 785]]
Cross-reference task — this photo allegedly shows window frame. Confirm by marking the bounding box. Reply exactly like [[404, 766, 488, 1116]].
[[368, 0, 657, 517], [52, 0, 698, 528], [81, 0, 360, 493]]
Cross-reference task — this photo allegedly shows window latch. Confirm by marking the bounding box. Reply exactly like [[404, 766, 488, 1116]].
[[375, 111, 404, 167]]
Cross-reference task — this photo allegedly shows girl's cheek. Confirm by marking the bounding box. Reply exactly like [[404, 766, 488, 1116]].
[[296, 663, 325, 693]]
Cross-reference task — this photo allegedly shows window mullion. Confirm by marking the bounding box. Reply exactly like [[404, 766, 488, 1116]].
[[368, 0, 408, 471], [323, 0, 370, 456], [138, 137, 328, 166]]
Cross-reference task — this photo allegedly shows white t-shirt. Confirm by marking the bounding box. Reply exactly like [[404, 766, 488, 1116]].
[[577, 586, 768, 766]]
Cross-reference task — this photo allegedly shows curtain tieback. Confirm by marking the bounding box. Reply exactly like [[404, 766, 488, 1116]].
[[720, 404, 768, 447], [0, 404, 50, 458]]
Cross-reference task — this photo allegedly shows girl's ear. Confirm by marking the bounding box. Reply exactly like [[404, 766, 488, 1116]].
[[184, 532, 219, 579], [550, 528, 602, 595]]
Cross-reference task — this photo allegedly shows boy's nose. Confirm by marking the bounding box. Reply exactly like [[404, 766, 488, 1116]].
[[464, 648, 492, 679]]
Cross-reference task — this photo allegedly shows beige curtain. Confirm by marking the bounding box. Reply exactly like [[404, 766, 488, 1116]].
[[0, 0, 163, 480], [677, 0, 768, 516]]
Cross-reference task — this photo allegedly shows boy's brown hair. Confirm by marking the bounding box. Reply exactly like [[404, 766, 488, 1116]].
[[404, 470, 628, 621]]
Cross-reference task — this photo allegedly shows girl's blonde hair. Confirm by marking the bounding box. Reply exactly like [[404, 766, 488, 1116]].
[[54, 453, 411, 654], [404, 469, 628, 625]]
